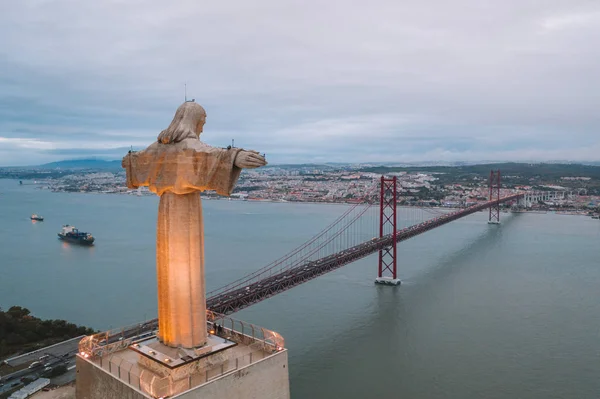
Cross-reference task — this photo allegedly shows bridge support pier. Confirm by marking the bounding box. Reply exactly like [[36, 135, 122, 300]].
[[375, 276, 401, 286], [488, 170, 501, 225], [375, 176, 401, 286]]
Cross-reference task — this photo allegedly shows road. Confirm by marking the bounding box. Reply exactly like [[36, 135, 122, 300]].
[[0, 327, 159, 395], [0, 358, 74, 395], [0, 335, 84, 394], [3, 336, 84, 367], [0, 336, 82, 395]]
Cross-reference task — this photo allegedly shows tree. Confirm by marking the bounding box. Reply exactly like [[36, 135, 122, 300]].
[[7, 306, 30, 319], [0, 307, 96, 358]]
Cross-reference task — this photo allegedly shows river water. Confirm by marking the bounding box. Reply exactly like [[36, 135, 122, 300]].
[[1, 179, 599, 398]]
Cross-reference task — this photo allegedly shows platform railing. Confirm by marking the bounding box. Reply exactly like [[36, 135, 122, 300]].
[[206, 309, 284, 351], [78, 310, 284, 359], [78, 311, 285, 398]]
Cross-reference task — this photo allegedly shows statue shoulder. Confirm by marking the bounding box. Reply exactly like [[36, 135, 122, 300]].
[[146, 142, 161, 151], [122, 142, 160, 162], [181, 138, 220, 153]]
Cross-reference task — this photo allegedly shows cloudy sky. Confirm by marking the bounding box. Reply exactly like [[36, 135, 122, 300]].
[[0, 0, 599, 166]]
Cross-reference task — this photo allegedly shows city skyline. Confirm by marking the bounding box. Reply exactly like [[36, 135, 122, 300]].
[[1, 1, 600, 166], [3, 156, 600, 169]]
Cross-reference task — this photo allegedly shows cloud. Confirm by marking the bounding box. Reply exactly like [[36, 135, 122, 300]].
[[540, 12, 600, 32], [0, 0, 599, 166]]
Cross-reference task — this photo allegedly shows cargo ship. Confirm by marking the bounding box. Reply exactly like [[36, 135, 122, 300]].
[[57, 225, 95, 245], [30, 214, 44, 221]]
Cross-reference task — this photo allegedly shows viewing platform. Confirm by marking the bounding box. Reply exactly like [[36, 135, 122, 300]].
[[76, 311, 288, 399]]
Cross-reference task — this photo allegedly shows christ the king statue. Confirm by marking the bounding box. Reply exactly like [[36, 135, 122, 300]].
[[122, 101, 267, 349]]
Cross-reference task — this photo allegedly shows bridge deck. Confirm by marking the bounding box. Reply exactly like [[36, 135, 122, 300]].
[[206, 194, 522, 314]]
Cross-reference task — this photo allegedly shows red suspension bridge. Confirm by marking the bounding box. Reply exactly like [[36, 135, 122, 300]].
[[206, 170, 521, 314], [98, 170, 527, 343]]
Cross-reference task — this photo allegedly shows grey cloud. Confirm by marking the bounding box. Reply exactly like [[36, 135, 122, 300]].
[[40, 147, 139, 157], [0, 0, 599, 166]]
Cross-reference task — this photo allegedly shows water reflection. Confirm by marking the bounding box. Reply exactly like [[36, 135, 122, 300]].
[[59, 241, 96, 255]]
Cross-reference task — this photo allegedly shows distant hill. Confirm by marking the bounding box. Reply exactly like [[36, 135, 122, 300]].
[[265, 163, 337, 169], [36, 159, 122, 171], [359, 162, 600, 184]]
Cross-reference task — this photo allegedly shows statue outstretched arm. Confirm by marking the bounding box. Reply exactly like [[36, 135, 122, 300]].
[[234, 150, 267, 169], [122, 142, 267, 196]]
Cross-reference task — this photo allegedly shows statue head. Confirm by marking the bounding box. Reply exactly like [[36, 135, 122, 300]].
[[157, 101, 207, 144]]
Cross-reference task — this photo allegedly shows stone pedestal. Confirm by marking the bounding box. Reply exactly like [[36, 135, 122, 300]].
[[76, 341, 290, 399], [157, 191, 207, 348]]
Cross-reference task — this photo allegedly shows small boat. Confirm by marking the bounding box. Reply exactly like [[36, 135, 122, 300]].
[[592, 215, 599, 220], [31, 214, 44, 221], [57, 225, 95, 245]]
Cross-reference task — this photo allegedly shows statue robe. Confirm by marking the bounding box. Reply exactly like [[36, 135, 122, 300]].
[[122, 139, 242, 348]]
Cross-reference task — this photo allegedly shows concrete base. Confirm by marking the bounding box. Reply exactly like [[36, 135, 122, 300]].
[[374, 277, 401, 286], [487, 221, 501, 225], [76, 346, 290, 399], [130, 334, 236, 369]]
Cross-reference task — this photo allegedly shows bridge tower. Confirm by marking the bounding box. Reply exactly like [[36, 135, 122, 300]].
[[375, 176, 401, 286], [488, 170, 501, 224]]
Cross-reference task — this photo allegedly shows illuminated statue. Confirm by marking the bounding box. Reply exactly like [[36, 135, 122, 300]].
[[122, 101, 267, 348]]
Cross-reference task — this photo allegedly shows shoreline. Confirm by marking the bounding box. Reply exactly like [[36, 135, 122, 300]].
[[10, 180, 597, 217]]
